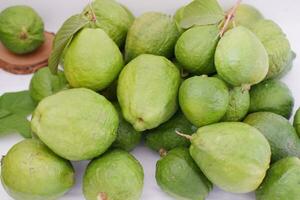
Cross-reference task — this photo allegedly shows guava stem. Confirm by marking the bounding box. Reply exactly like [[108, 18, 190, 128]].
[[175, 130, 192, 140], [88, 0, 97, 22], [97, 192, 107, 200], [242, 84, 251, 92], [159, 148, 168, 157], [219, 0, 242, 37]]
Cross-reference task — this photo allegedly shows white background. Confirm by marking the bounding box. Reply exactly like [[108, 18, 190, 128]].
[[0, 0, 300, 200]]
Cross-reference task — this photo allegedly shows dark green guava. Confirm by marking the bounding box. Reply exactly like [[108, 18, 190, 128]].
[[249, 79, 294, 119], [0, 5, 44, 54], [244, 112, 300, 162], [83, 149, 144, 200], [1, 139, 75, 200], [293, 107, 300, 136], [145, 111, 197, 152], [156, 147, 212, 200]]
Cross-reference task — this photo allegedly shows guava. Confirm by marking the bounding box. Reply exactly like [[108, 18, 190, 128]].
[[112, 103, 142, 151], [230, 4, 263, 28], [189, 122, 271, 193], [256, 157, 300, 200], [1, 139, 75, 200], [29, 67, 68, 102], [179, 76, 229, 127], [145, 111, 197, 152], [175, 25, 219, 75], [244, 112, 300, 162], [83, 0, 134, 47], [64, 28, 124, 91], [117, 54, 181, 131], [249, 79, 294, 119], [156, 147, 212, 200], [215, 26, 269, 86], [173, 6, 185, 33], [250, 19, 293, 79], [31, 88, 118, 161], [83, 149, 144, 200], [293, 107, 300, 136], [125, 12, 181, 62], [0, 5, 44, 54]]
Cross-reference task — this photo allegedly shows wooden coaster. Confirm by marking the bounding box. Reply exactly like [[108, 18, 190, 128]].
[[0, 32, 55, 74]]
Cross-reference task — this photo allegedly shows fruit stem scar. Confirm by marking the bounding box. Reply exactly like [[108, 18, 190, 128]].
[[159, 148, 167, 157], [242, 84, 251, 92], [175, 130, 192, 140], [97, 192, 108, 200], [219, 0, 242, 37], [19, 27, 28, 40]]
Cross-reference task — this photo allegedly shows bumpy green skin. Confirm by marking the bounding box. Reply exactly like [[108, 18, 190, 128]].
[[175, 25, 219, 75], [117, 54, 181, 131], [256, 157, 300, 200], [249, 79, 294, 119], [125, 12, 181, 62], [250, 20, 293, 79], [221, 86, 250, 122], [293, 108, 300, 136], [190, 122, 271, 193], [83, 149, 144, 200], [112, 103, 142, 151], [244, 112, 300, 162], [0, 6, 44, 54], [215, 26, 269, 86], [179, 76, 229, 127], [145, 111, 197, 152], [1, 139, 75, 200], [29, 67, 68, 102], [231, 4, 264, 28], [64, 28, 124, 91], [156, 148, 212, 200], [31, 88, 118, 161], [83, 0, 134, 47]]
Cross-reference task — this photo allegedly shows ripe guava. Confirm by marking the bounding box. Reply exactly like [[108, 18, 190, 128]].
[[231, 4, 264, 28]]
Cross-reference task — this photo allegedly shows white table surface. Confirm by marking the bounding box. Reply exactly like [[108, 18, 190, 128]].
[[0, 0, 300, 200]]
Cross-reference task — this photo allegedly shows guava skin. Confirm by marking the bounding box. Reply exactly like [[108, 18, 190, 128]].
[[117, 54, 181, 131], [83, 149, 144, 200], [215, 26, 269, 86], [179, 76, 229, 127], [156, 147, 212, 200], [244, 112, 300, 162], [1, 139, 75, 200], [125, 12, 181, 62], [64, 28, 124, 91], [250, 20, 293, 79], [249, 79, 294, 119], [146, 111, 197, 152], [231, 4, 264, 28], [173, 6, 185, 33], [112, 103, 142, 151], [293, 108, 300, 136], [190, 122, 271, 193], [29, 67, 69, 102], [0, 5, 44, 54], [256, 157, 300, 200], [175, 25, 219, 75], [31, 88, 118, 161], [83, 0, 134, 47]]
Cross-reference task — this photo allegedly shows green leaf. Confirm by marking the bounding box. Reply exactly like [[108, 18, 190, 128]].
[[48, 14, 89, 74], [0, 114, 32, 138], [0, 109, 11, 118], [179, 0, 224, 29]]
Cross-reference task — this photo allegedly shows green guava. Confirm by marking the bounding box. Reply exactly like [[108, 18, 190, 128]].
[[156, 147, 212, 200], [230, 4, 264, 28], [83, 149, 144, 200], [64, 28, 124, 91], [112, 103, 142, 151], [0, 5, 44, 54], [175, 25, 219, 75], [256, 157, 300, 200], [31, 88, 118, 161], [1, 139, 75, 200], [189, 122, 271, 193], [173, 6, 185, 32], [244, 112, 300, 162], [250, 19, 293, 79], [293, 107, 300, 136], [145, 111, 197, 152], [249, 79, 294, 119], [83, 0, 134, 47], [125, 12, 181, 62], [215, 26, 269, 86], [29, 67, 68, 102], [179, 76, 229, 127], [117, 54, 181, 131]]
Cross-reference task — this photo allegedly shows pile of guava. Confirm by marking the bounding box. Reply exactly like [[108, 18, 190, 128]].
[[1, 0, 300, 200]]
